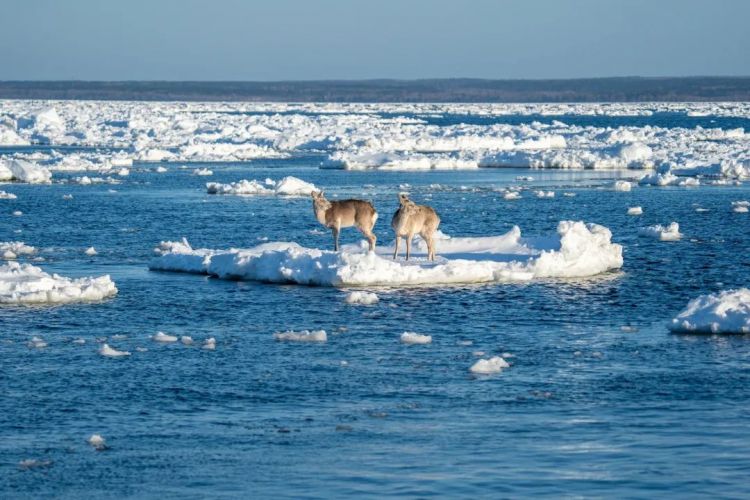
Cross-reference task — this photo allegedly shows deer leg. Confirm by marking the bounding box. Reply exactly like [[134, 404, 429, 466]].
[[393, 236, 400, 260], [332, 226, 340, 251], [406, 233, 413, 260]]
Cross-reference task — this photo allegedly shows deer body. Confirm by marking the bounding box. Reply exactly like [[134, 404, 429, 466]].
[[391, 194, 440, 261], [312, 191, 378, 252]]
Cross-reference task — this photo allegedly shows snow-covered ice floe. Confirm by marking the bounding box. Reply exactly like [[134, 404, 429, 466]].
[[732, 201, 749, 213], [149, 221, 623, 287], [669, 289, 750, 334], [470, 356, 510, 374], [0, 261, 117, 304], [206, 176, 316, 196], [0, 159, 52, 183], [400, 332, 432, 344], [613, 180, 632, 192], [639, 223, 682, 241], [0, 190, 17, 200], [273, 330, 328, 342], [345, 291, 379, 305], [1, 241, 36, 260], [627, 207, 643, 216]]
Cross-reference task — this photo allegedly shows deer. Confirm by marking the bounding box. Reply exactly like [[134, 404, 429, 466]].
[[391, 193, 440, 261], [311, 191, 378, 252]]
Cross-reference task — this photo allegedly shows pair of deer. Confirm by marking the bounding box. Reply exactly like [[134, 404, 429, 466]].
[[311, 191, 440, 261]]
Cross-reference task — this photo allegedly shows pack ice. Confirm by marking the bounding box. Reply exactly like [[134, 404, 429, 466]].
[[149, 221, 623, 287], [0, 261, 118, 304]]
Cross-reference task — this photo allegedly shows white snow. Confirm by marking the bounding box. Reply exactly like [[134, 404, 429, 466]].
[[152, 331, 178, 343], [613, 180, 632, 192], [345, 291, 379, 305], [639, 222, 682, 241], [470, 356, 510, 374], [206, 176, 317, 196], [84, 247, 98, 256], [87, 434, 107, 450], [150, 221, 623, 287], [0, 262, 117, 304], [669, 289, 750, 334], [0, 159, 52, 183], [400, 332, 432, 344], [1, 241, 36, 260], [98, 343, 130, 357], [202, 337, 216, 350], [627, 206, 643, 215], [273, 330, 328, 342]]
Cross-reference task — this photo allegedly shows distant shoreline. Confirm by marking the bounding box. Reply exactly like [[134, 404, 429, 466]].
[[1, 77, 749, 102]]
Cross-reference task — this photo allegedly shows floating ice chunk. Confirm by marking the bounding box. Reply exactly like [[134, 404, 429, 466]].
[[84, 247, 98, 256], [62, 194, 73, 200], [149, 221, 623, 287], [27, 336, 47, 348], [73, 338, 86, 344], [613, 180, 632, 192], [627, 206, 643, 215], [0, 190, 17, 200], [110, 158, 133, 168], [732, 201, 749, 213], [193, 168, 213, 176], [563, 192, 576, 197], [669, 289, 750, 334], [470, 356, 510, 374], [87, 434, 107, 450], [503, 191, 521, 200], [639, 164, 680, 186], [2, 159, 52, 184], [206, 176, 316, 196], [0, 262, 117, 304], [1, 241, 36, 260], [202, 337, 216, 350], [180, 335, 193, 345], [98, 343, 130, 357], [345, 291, 379, 305], [12, 210, 22, 216], [155, 166, 168, 173], [534, 190, 555, 198], [400, 332, 432, 344], [18, 459, 53, 470], [116, 168, 129, 176], [152, 331, 178, 343], [639, 222, 682, 241], [273, 330, 328, 342]]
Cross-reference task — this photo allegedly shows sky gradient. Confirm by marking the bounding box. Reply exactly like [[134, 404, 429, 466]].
[[1, 0, 748, 80]]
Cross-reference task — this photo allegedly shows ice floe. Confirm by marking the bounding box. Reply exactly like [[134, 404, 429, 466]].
[[627, 207, 643, 215], [85, 246, 98, 256], [669, 289, 750, 334], [470, 356, 510, 374], [0, 262, 117, 304], [345, 291, 379, 305], [1, 241, 36, 260], [98, 343, 130, 357], [732, 201, 749, 213], [202, 337, 216, 350], [152, 331, 178, 343], [639, 223, 682, 241], [273, 330, 328, 342], [400, 332, 432, 344], [149, 221, 623, 287], [0, 159, 52, 183], [613, 180, 632, 192], [87, 434, 107, 450], [0, 190, 17, 200], [206, 176, 317, 196]]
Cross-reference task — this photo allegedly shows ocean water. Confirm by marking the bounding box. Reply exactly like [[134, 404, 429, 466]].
[[2, 159, 750, 496]]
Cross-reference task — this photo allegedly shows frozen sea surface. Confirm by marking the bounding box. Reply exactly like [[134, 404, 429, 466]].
[[2, 125, 750, 496]]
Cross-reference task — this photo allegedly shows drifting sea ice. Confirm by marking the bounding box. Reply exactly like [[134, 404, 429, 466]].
[[400, 332, 432, 344], [98, 344, 131, 357], [470, 356, 510, 374], [84, 247, 98, 256], [149, 221, 623, 287], [206, 176, 317, 196], [1, 241, 36, 260], [345, 291, 379, 305], [639, 223, 682, 241], [0, 159, 52, 184], [732, 201, 749, 213], [669, 289, 750, 334], [0, 190, 17, 199], [273, 330, 328, 342], [613, 180, 632, 192], [0, 261, 117, 304], [627, 207, 643, 215], [152, 331, 178, 343]]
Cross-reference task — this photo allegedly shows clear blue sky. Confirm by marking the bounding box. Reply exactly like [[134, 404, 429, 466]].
[[1, 0, 748, 80]]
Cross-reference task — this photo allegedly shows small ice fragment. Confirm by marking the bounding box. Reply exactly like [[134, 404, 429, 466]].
[[345, 291, 379, 305], [639, 222, 682, 241], [563, 192, 576, 197], [731, 201, 749, 213], [27, 336, 47, 348], [273, 330, 327, 342], [152, 331, 178, 343], [627, 206, 643, 215], [155, 166, 168, 173], [72, 338, 86, 345], [13, 210, 22, 216], [117, 168, 129, 176], [613, 180, 632, 192], [470, 356, 510, 374], [503, 191, 521, 200], [458, 340, 473, 346], [19, 459, 52, 470], [473, 351, 485, 356], [98, 343, 130, 357], [87, 434, 107, 450], [534, 190, 555, 198], [202, 337, 216, 350], [135, 347, 148, 352], [85, 246, 97, 256], [400, 332, 432, 344], [193, 168, 213, 176], [62, 194, 73, 200], [180, 335, 193, 345]]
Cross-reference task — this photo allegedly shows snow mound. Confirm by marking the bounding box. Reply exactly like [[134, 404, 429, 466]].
[[0, 262, 117, 304], [470, 356, 510, 374], [669, 289, 750, 334], [0, 159, 52, 184], [345, 291, 379, 305], [400, 332, 432, 344], [149, 221, 623, 287], [206, 176, 316, 196], [639, 223, 682, 241], [273, 330, 328, 342]]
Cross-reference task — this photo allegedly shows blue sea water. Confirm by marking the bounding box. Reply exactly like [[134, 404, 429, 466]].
[[1, 154, 750, 496]]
